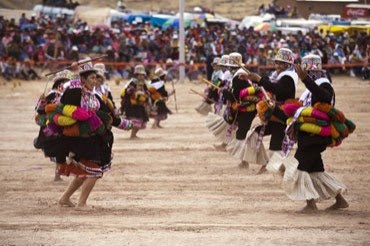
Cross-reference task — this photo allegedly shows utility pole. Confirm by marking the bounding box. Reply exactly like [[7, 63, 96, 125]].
[[179, 0, 185, 83]]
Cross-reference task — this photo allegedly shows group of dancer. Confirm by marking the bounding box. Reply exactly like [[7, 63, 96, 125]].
[[196, 48, 355, 212], [33, 59, 173, 209]]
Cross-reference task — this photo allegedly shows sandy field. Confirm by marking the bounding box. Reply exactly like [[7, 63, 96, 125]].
[[0, 75, 369, 245]]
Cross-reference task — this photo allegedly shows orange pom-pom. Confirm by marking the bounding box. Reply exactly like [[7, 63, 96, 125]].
[[63, 124, 80, 136], [45, 103, 58, 113]]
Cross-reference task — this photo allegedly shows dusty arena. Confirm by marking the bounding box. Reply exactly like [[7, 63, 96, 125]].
[[0, 76, 369, 245]]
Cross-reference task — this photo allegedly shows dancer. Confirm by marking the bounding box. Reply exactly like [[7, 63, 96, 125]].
[[34, 70, 71, 181], [120, 64, 151, 139], [195, 57, 221, 115], [205, 54, 234, 151], [282, 54, 350, 212], [244, 48, 298, 174], [148, 67, 173, 128], [225, 65, 258, 169], [48, 60, 132, 209]]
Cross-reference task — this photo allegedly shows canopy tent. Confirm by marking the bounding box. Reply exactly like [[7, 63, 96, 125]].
[[318, 24, 370, 35], [162, 17, 192, 29], [150, 14, 174, 28], [254, 22, 277, 31], [33, 4, 74, 19]]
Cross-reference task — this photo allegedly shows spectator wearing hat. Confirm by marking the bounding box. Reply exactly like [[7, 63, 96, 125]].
[[120, 64, 151, 139]]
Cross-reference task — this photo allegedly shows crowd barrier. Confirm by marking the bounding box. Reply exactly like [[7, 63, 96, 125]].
[[33, 60, 369, 70]]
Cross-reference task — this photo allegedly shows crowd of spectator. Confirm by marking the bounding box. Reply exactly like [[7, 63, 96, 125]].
[[0, 10, 369, 82]]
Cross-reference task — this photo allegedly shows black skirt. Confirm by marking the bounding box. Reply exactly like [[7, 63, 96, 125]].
[[65, 132, 113, 167], [295, 132, 331, 173], [34, 127, 68, 163], [236, 111, 256, 140], [125, 104, 149, 122], [256, 121, 286, 151]]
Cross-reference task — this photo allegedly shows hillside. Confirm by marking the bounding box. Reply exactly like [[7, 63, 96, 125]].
[[0, 0, 272, 20]]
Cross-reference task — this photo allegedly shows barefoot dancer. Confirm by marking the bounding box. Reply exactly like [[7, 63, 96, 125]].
[[148, 67, 173, 129], [195, 57, 221, 115], [33, 70, 71, 181], [205, 54, 234, 151], [244, 48, 298, 174], [120, 65, 151, 139], [225, 63, 258, 169], [55, 60, 132, 209], [282, 55, 348, 212]]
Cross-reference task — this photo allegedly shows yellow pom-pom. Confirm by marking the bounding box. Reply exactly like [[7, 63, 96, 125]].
[[62, 105, 77, 118]]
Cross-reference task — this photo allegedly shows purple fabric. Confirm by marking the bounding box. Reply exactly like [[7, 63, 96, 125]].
[[117, 118, 133, 130], [87, 112, 102, 131], [43, 122, 60, 137]]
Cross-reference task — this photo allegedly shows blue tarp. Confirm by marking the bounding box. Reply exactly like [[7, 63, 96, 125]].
[[150, 14, 173, 28]]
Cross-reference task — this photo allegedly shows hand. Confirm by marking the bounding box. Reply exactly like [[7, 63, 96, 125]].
[[294, 64, 307, 81], [238, 73, 249, 81], [246, 72, 261, 83]]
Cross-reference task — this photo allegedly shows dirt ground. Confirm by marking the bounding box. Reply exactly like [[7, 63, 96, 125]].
[[0, 75, 369, 245]]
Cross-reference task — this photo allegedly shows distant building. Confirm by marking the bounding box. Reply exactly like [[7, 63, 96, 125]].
[[275, 0, 368, 19]]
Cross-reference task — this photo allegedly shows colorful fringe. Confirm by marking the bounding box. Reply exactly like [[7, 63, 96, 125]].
[[45, 103, 113, 137], [256, 100, 285, 124], [238, 86, 264, 112], [282, 100, 356, 147], [35, 114, 47, 127]]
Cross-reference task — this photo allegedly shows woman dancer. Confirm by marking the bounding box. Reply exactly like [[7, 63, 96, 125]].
[[148, 67, 173, 129], [120, 65, 151, 139], [55, 61, 132, 209]]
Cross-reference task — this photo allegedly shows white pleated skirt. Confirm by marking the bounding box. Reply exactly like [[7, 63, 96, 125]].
[[229, 126, 269, 165], [195, 101, 212, 115], [282, 157, 347, 201], [205, 112, 234, 144]]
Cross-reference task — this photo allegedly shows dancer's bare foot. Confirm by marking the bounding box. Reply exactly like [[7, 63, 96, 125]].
[[238, 161, 249, 169], [129, 135, 140, 140], [213, 143, 226, 152], [157, 124, 163, 128], [151, 123, 157, 129], [58, 199, 75, 207], [256, 165, 267, 175], [299, 205, 318, 213], [278, 165, 286, 177], [299, 199, 318, 213], [326, 194, 349, 210], [54, 175, 63, 182]]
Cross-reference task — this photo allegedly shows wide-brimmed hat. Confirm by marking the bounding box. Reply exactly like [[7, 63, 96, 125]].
[[301, 54, 323, 71], [134, 64, 146, 76], [94, 63, 106, 78], [212, 57, 220, 65], [78, 57, 98, 75], [272, 48, 294, 64], [228, 52, 243, 68], [52, 70, 71, 89], [154, 67, 167, 78], [218, 55, 230, 67]]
